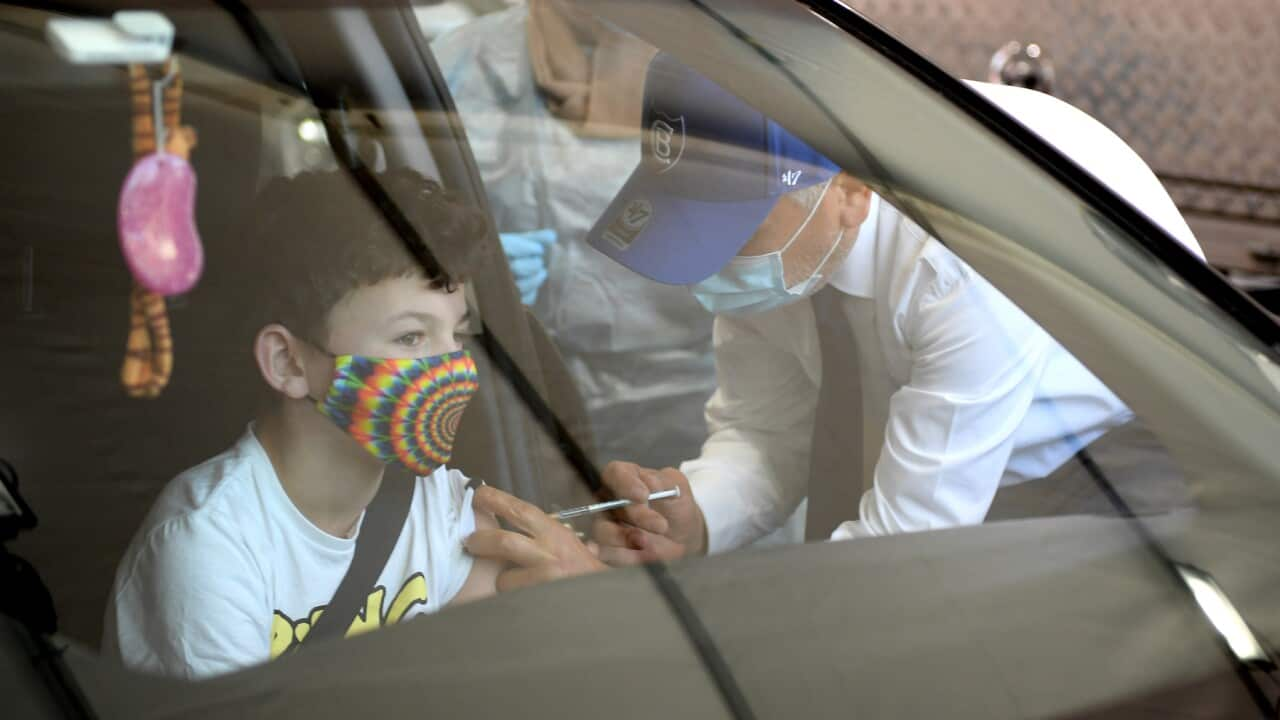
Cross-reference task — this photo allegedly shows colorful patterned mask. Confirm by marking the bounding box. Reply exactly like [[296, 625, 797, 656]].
[[314, 349, 479, 475]]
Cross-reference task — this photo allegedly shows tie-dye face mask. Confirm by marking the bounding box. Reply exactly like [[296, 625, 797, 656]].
[[313, 349, 479, 475]]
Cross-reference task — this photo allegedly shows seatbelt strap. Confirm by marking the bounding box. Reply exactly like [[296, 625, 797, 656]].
[[805, 287, 865, 541], [302, 464, 415, 646]]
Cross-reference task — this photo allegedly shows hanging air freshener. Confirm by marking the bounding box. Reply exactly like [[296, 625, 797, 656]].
[[117, 62, 203, 296], [46, 11, 192, 398], [116, 60, 199, 398]]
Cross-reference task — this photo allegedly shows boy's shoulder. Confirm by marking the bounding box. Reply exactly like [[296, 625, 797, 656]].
[[104, 428, 281, 676], [132, 427, 275, 559], [415, 464, 480, 523]]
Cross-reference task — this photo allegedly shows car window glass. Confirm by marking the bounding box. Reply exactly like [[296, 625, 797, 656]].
[[433, 3, 1280, 713], [3, 1, 1278, 713]]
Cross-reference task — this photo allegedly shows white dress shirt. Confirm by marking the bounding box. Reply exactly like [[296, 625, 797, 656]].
[[683, 83, 1203, 553]]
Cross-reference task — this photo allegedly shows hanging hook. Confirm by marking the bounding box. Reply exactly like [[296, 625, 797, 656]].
[[151, 64, 178, 154]]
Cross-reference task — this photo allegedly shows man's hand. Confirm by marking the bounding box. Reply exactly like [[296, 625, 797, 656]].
[[590, 462, 707, 566], [464, 485, 606, 592]]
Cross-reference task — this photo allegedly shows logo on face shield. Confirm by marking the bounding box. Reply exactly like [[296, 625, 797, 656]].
[[781, 170, 803, 187], [651, 112, 685, 174], [602, 198, 653, 251]]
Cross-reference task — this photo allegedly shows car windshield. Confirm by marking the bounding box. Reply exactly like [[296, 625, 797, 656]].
[[4, 1, 1279, 717]]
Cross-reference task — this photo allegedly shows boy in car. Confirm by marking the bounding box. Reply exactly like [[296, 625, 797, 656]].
[[104, 170, 516, 679]]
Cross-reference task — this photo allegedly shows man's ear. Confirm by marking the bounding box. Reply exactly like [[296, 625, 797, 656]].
[[834, 174, 873, 231], [253, 324, 315, 400]]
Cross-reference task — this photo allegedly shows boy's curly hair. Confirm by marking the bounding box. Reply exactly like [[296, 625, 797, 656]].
[[241, 169, 490, 345]]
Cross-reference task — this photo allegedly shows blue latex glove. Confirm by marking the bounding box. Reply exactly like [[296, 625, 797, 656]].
[[499, 228, 557, 305]]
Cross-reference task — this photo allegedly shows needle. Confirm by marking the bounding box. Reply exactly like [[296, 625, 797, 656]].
[[553, 488, 681, 521]]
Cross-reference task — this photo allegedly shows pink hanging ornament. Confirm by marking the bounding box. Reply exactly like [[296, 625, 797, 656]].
[[117, 150, 203, 296]]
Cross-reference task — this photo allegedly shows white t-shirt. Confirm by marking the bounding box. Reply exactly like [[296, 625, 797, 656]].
[[103, 425, 477, 679]]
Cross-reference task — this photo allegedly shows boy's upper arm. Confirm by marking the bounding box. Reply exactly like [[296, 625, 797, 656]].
[[447, 507, 500, 607], [110, 516, 268, 679]]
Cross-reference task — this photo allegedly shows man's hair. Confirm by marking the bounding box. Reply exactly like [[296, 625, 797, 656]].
[[241, 169, 489, 345]]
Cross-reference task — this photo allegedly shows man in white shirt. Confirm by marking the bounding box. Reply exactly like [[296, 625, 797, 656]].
[[582, 54, 1200, 562]]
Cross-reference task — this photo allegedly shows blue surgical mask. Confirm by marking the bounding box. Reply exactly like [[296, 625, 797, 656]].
[[691, 181, 845, 315]]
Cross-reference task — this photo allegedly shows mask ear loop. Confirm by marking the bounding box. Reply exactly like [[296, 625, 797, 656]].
[[299, 336, 339, 406], [729, 177, 835, 266], [777, 177, 835, 255], [779, 179, 847, 294], [806, 176, 867, 281]]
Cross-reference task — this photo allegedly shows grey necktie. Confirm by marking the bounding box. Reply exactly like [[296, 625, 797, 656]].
[[805, 286, 865, 541]]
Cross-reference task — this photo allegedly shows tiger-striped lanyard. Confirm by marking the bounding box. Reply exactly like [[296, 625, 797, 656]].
[[120, 59, 195, 398]]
